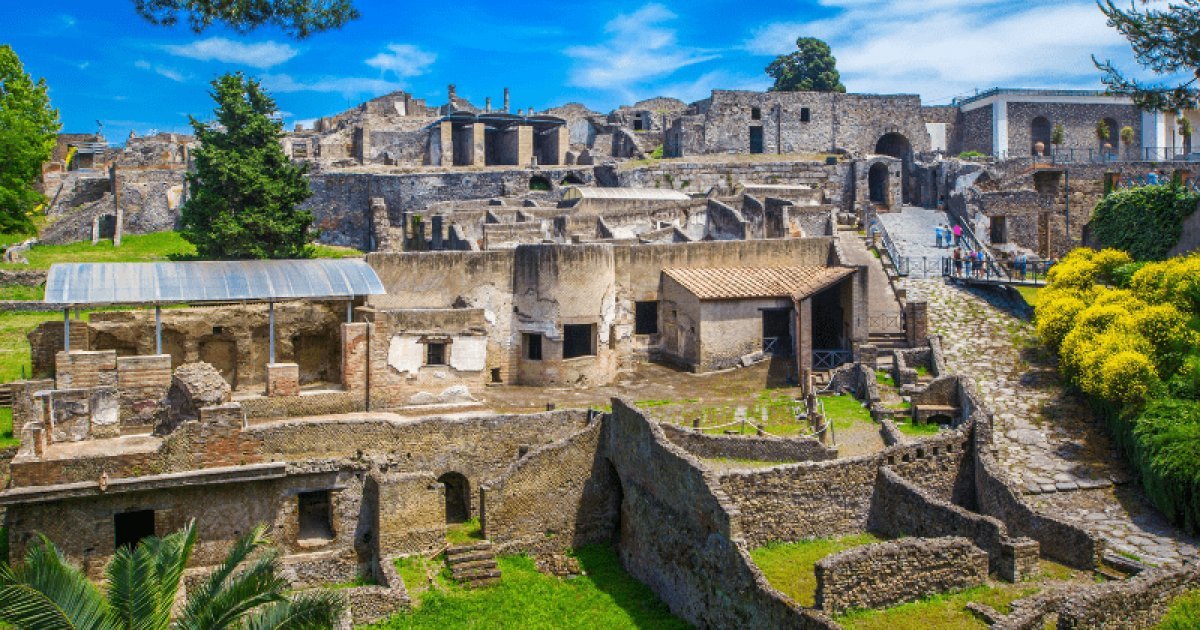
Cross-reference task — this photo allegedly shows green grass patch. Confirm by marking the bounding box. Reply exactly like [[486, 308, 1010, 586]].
[[915, 365, 930, 378], [751, 534, 881, 607], [0, 285, 44, 301], [895, 420, 942, 437], [1014, 285, 1042, 308], [836, 584, 1040, 629], [0, 231, 363, 270], [376, 545, 686, 629], [445, 518, 483, 546], [1160, 589, 1200, 630], [0, 310, 89, 384], [0, 408, 17, 449], [875, 370, 895, 387], [820, 393, 873, 431], [703, 457, 791, 469]]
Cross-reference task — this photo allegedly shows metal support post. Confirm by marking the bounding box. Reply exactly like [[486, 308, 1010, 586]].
[[155, 305, 162, 354], [268, 301, 276, 364]]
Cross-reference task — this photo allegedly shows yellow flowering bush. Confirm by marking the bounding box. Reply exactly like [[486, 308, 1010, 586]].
[[1130, 254, 1200, 313], [1035, 293, 1087, 348], [1045, 249, 1100, 288], [1099, 351, 1158, 404]]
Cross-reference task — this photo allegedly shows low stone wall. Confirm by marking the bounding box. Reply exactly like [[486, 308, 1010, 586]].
[[660, 423, 836, 463], [0, 269, 46, 287], [814, 537, 988, 614], [342, 554, 411, 627], [239, 391, 366, 419], [1056, 561, 1200, 629], [481, 416, 618, 553]]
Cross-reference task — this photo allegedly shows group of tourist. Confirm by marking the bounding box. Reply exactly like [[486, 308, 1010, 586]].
[[933, 223, 961, 248], [949, 247, 990, 278]]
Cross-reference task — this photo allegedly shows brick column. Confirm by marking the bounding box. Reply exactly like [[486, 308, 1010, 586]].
[[470, 122, 487, 167], [796, 297, 812, 393], [438, 121, 453, 166], [905, 300, 929, 348], [341, 322, 370, 394], [516, 125, 533, 167], [266, 363, 300, 397]]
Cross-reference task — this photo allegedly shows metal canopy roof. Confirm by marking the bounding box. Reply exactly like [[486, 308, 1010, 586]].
[[44, 259, 385, 306]]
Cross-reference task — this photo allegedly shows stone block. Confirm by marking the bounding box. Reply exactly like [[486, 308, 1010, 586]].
[[267, 363, 300, 397]]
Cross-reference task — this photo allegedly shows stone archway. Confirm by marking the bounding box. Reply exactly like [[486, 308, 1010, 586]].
[[1031, 116, 1052, 156], [868, 162, 890, 205], [875, 133, 913, 204]]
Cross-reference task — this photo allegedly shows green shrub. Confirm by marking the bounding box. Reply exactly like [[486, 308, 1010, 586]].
[[1111, 261, 1149, 287], [957, 151, 986, 160], [1131, 399, 1200, 532], [1090, 184, 1200, 261], [649, 145, 664, 159], [1160, 590, 1200, 630]]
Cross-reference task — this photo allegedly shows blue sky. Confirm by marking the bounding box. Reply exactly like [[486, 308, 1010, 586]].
[[5, 0, 1144, 142]]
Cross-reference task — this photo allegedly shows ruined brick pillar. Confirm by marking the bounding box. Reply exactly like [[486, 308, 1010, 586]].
[[110, 164, 123, 246], [554, 127, 569, 166], [341, 322, 370, 395], [431, 215, 444, 250], [266, 363, 300, 397], [796, 297, 813, 393], [437, 121, 454, 166], [470, 122, 487, 167], [516, 126, 533, 168], [370, 197, 390, 252], [905, 300, 929, 348], [503, 87, 510, 113]]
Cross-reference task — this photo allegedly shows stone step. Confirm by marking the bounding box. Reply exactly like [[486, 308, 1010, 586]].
[[446, 550, 494, 565], [449, 558, 498, 573], [452, 567, 502, 581], [445, 542, 492, 557], [462, 576, 500, 589]]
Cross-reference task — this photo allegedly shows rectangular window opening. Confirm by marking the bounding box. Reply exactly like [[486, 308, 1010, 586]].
[[800, 107, 811, 123], [524, 333, 543, 361], [563, 324, 596, 359], [425, 342, 446, 366], [298, 490, 334, 541], [635, 301, 659, 335], [114, 510, 155, 551], [751, 107, 762, 120]]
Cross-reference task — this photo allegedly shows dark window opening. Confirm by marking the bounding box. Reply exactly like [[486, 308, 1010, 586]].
[[438, 472, 470, 523], [529, 176, 552, 191], [298, 490, 334, 541], [426, 342, 446, 366], [749, 126, 764, 154], [524, 333, 543, 361], [800, 108, 811, 123], [990, 216, 1008, 244], [563, 324, 596, 359], [114, 510, 155, 551], [635, 301, 659, 335], [751, 107, 762, 120], [633, 117, 644, 131], [490, 367, 502, 383], [761, 309, 793, 357]]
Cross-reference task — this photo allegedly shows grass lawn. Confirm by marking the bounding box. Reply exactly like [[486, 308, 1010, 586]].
[[820, 393, 874, 431], [703, 457, 792, 469], [875, 370, 895, 387], [0, 285, 44, 301], [0, 231, 363, 271], [0, 310, 89, 384], [446, 518, 484, 546], [836, 584, 1039, 629], [1160, 589, 1200, 629], [751, 534, 881, 607], [379, 546, 687, 629], [894, 420, 942, 437], [1014, 286, 1042, 308], [0, 408, 18, 448]]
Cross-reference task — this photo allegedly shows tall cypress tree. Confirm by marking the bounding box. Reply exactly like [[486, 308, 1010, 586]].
[[1095, 0, 1200, 111], [0, 45, 60, 233], [181, 73, 314, 259]]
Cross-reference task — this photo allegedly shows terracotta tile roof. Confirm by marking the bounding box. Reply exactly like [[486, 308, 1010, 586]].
[[662, 266, 855, 301]]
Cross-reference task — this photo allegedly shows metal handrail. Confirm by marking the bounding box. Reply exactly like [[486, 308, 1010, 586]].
[[941, 256, 1051, 286], [863, 204, 908, 276], [945, 214, 1006, 279]]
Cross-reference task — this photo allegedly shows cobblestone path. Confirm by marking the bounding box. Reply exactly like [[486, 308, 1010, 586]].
[[884, 207, 1198, 567]]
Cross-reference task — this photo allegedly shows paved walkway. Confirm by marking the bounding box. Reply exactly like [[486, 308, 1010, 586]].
[[884, 206, 1198, 567], [836, 228, 902, 333], [877, 206, 954, 278]]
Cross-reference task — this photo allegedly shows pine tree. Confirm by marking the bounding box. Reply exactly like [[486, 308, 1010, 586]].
[[1095, 0, 1200, 111], [766, 37, 846, 93], [181, 73, 314, 259], [0, 45, 60, 234], [133, 0, 358, 38]]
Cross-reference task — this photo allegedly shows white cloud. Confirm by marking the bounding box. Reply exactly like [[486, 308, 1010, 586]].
[[365, 44, 436, 78], [565, 3, 717, 95], [261, 74, 404, 97], [134, 59, 187, 83], [746, 0, 1128, 102], [163, 37, 298, 69]]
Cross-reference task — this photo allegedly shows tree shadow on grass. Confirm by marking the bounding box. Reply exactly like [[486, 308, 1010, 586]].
[[572, 544, 690, 629]]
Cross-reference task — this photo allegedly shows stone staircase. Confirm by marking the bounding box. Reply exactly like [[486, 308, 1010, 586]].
[[445, 541, 501, 588], [868, 331, 908, 351]]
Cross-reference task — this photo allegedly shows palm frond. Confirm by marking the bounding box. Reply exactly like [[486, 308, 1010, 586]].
[[106, 541, 167, 630], [237, 591, 346, 630], [0, 536, 114, 630], [181, 553, 287, 630]]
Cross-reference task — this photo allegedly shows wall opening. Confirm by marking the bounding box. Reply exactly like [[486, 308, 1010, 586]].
[[293, 332, 339, 385], [634, 301, 659, 335], [811, 284, 846, 350], [529, 176, 552, 192], [560, 173, 584, 186], [524, 333, 543, 361], [868, 162, 889, 205], [751, 107, 762, 121], [1030, 116, 1052, 156], [761, 308, 793, 356], [563, 324, 596, 359], [425, 341, 446, 366], [298, 490, 335, 541], [1102, 117, 1120, 153], [438, 472, 470, 523], [749, 126, 764, 154], [875, 132, 913, 203], [199, 336, 238, 388], [800, 107, 811, 123], [114, 509, 155, 550], [990, 216, 1008, 244]]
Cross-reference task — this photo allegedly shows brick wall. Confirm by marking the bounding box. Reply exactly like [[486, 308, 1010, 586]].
[[116, 354, 171, 428], [814, 537, 988, 613], [55, 350, 116, 389], [660, 423, 836, 463]]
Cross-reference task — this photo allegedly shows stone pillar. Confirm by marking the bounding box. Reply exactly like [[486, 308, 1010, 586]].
[[998, 538, 1040, 582], [447, 84, 457, 106], [516, 126, 533, 169], [341, 322, 369, 394], [851, 268, 869, 349], [370, 197, 390, 252], [266, 363, 300, 397], [109, 164, 123, 246], [554, 127, 569, 166], [471, 122, 487, 167], [905, 300, 929, 348], [438, 121, 454, 166], [503, 87, 510, 113], [796, 297, 812, 392], [485, 97, 492, 113], [431, 215, 444, 250]]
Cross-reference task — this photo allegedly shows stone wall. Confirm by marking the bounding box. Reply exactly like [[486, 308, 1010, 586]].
[[660, 423, 836, 463], [368, 470, 444, 556], [607, 159, 850, 211], [814, 537, 988, 613], [115, 354, 172, 428], [481, 415, 620, 553]]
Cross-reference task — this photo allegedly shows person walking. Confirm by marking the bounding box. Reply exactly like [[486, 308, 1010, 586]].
[[952, 223, 963, 246], [952, 247, 963, 276], [935, 225, 944, 248], [1016, 252, 1028, 280]]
